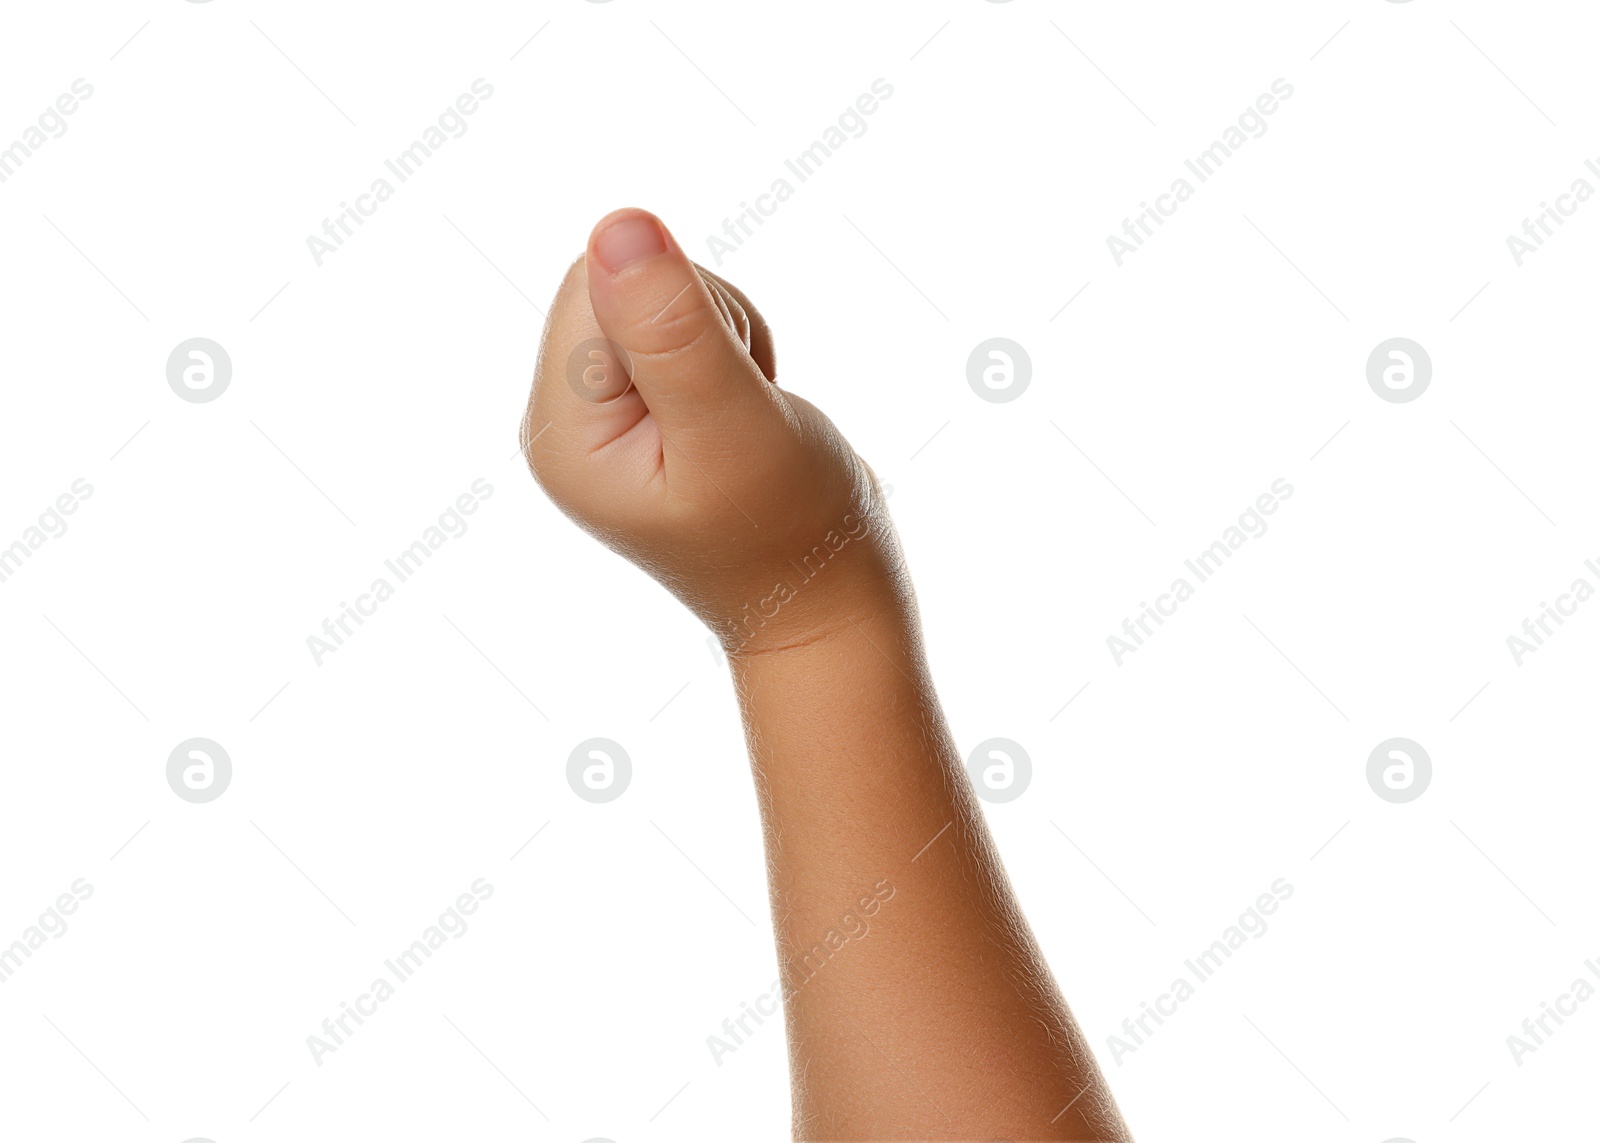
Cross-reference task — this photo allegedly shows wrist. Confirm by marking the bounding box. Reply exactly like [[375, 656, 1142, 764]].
[[709, 462, 915, 661], [717, 551, 915, 664]]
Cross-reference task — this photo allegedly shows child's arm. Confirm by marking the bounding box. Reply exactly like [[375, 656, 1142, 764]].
[[525, 208, 1131, 1142], [729, 607, 1131, 1141]]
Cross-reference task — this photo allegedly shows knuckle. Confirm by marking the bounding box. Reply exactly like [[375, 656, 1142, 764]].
[[624, 303, 721, 365]]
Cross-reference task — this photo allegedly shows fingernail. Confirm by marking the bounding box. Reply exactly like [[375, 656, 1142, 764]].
[[593, 215, 668, 274]]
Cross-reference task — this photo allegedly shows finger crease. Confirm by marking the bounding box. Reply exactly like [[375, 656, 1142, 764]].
[[649, 281, 696, 325]]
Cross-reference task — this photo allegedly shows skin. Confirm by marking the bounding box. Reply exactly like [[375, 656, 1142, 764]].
[[524, 207, 1133, 1142]]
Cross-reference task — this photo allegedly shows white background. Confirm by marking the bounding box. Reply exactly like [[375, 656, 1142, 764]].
[[1, 1, 1596, 1140]]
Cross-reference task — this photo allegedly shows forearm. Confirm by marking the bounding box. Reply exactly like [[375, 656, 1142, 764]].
[[732, 600, 1130, 1142]]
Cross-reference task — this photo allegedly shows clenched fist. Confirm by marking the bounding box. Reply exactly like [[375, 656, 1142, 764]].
[[522, 208, 909, 656]]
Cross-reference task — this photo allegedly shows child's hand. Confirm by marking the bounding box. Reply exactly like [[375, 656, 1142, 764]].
[[523, 208, 905, 655], [526, 209, 1131, 1142]]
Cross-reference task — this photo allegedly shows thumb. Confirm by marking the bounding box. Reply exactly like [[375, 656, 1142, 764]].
[[584, 208, 773, 437]]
